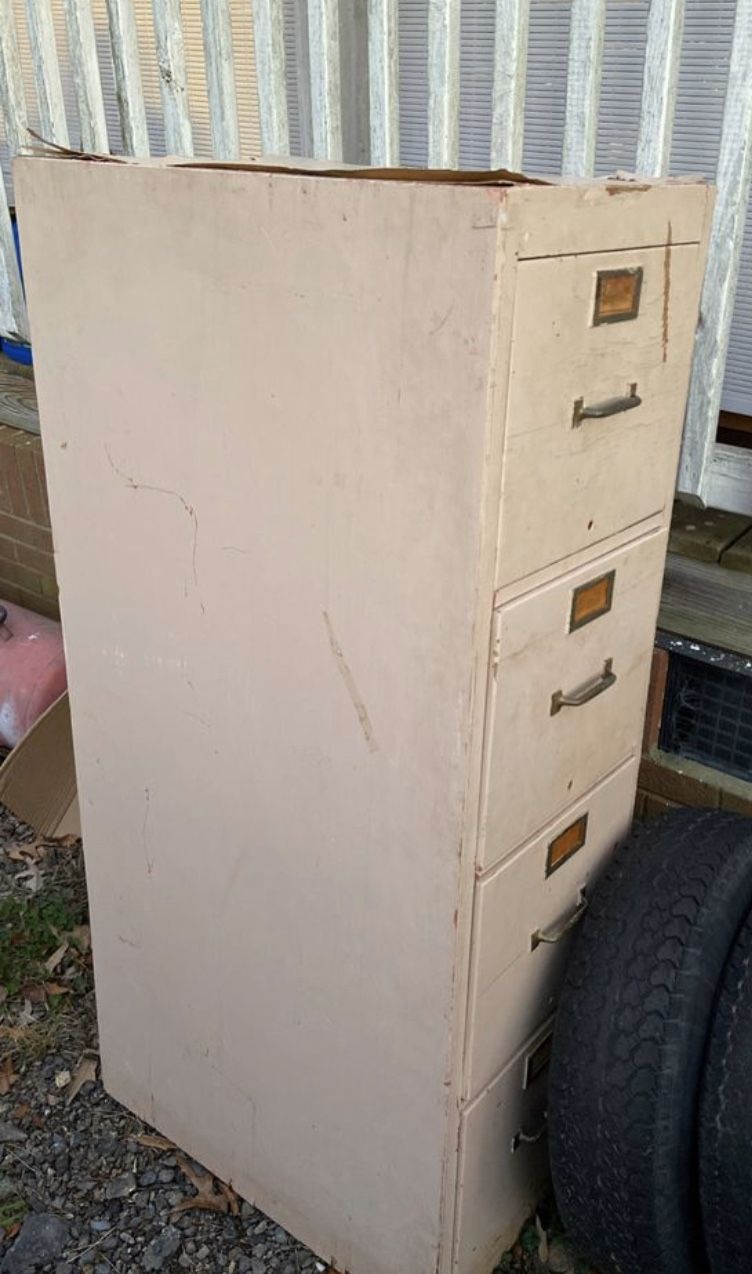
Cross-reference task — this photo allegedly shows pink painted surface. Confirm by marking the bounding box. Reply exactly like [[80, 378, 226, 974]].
[[0, 599, 66, 748]]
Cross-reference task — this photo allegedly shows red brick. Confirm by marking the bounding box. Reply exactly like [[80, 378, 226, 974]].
[[642, 647, 669, 754], [14, 436, 45, 524], [0, 556, 44, 594], [0, 534, 18, 563], [14, 540, 54, 578], [0, 432, 28, 518], [33, 446, 50, 526], [0, 510, 53, 553]]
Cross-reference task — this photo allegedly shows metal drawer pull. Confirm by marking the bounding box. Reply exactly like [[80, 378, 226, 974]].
[[531, 894, 588, 950], [572, 382, 641, 426], [511, 1113, 548, 1152], [550, 658, 616, 715]]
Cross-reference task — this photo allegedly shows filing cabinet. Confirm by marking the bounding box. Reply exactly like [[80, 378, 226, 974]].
[[16, 155, 712, 1274]]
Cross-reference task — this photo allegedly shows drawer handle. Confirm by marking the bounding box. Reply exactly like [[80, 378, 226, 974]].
[[531, 894, 588, 950], [572, 382, 641, 426], [550, 658, 616, 715], [511, 1113, 548, 1152]]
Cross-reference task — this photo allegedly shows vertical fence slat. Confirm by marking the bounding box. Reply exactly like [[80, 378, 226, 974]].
[[63, 0, 109, 152], [427, 0, 460, 168], [251, 0, 289, 155], [636, 0, 685, 176], [307, 0, 341, 160], [491, 0, 529, 170], [200, 0, 240, 159], [26, 0, 69, 147], [0, 178, 28, 340], [679, 0, 752, 503], [562, 0, 606, 176], [0, 0, 29, 340], [0, 0, 28, 155], [106, 0, 150, 154], [152, 0, 193, 156], [368, 0, 398, 166]]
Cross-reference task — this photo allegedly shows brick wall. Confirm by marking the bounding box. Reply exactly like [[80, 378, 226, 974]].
[[0, 423, 58, 619]]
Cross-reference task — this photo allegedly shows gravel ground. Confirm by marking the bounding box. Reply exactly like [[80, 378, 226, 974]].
[[0, 802, 590, 1274]]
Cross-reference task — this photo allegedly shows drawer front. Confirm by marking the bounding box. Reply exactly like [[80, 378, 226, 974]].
[[465, 760, 637, 1098], [480, 530, 665, 870], [497, 242, 704, 586], [453, 1022, 552, 1274]]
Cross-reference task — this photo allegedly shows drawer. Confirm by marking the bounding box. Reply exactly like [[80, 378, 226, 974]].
[[464, 759, 637, 1098], [479, 530, 666, 869], [453, 1021, 552, 1274], [497, 242, 705, 586]]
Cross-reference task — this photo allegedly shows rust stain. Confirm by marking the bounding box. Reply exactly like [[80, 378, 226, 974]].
[[662, 221, 673, 363]]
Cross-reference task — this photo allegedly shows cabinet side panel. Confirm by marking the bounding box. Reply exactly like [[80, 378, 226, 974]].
[[16, 159, 502, 1274]]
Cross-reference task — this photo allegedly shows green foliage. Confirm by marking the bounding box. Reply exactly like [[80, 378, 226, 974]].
[[0, 892, 82, 996]]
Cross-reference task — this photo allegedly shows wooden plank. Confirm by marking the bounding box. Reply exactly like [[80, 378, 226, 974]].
[[0, 0, 29, 155], [723, 526, 752, 572], [427, 0, 460, 168], [307, 0, 342, 160], [0, 181, 28, 342], [63, 0, 109, 153], [0, 351, 38, 432], [660, 552, 752, 657], [669, 499, 752, 562], [26, 0, 70, 148], [491, 0, 529, 171], [105, 0, 150, 154], [200, 0, 240, 159], [368, 0, 398, 166], [251, 0, 289, 156], [152, 0, 193, 157], [636, 0, 685, 177], [679, 0, 752, 503], [708, 443, 752, 517], [562, 0, 606, 177]]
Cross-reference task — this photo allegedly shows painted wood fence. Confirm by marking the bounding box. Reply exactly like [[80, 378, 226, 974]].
[[0, 0, 751, 508]]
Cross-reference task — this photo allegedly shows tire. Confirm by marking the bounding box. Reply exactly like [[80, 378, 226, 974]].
[[548, 808, 752, 1274], [699, 905, 752, 1274]]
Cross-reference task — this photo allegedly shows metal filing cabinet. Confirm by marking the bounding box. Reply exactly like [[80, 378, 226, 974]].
[[15, 156, 712, 1274]]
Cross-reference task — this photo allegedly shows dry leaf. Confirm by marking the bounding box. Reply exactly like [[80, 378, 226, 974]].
[[172, 1156, 233, 1217], [69, 925, 91, 954], [54, 1069, 71, 1090], [51, 833, 79, 848], [20, 983, 47, 1005], [10, 1103, 29, 1122], [535, 1214, 549, 1264], [16, 866, 41, 894], [132, 1133, 175, 1152], [5, 841, 42, 863], [66, 1051, 98, 1105], [0, 1056, 18, 1095], [44, 942, 69, 973], [43, 982, 71, 997]]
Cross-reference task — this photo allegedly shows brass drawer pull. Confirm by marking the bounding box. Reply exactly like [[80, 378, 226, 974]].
[[550, 658, 616, 715], [511, 1113, 548, 1152], [572, 382, 641, 426], [531, 894, 588, 950]]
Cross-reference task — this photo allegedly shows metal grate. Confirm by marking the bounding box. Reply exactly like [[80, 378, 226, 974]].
[[661, 649, 752, 781]]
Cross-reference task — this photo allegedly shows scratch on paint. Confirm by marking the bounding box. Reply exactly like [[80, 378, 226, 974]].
[[105, 445, 203, 611], [322, 611, 378, 754], [142, 786, 154, 876], [662, 221, 672, 363]]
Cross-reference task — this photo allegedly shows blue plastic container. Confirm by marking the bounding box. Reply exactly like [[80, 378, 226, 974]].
[[2, 216, 32, 366]]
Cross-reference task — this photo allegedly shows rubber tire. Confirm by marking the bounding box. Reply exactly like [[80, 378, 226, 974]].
[[699, 904, 752, 1274], [548, 808, 752, 1274]]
